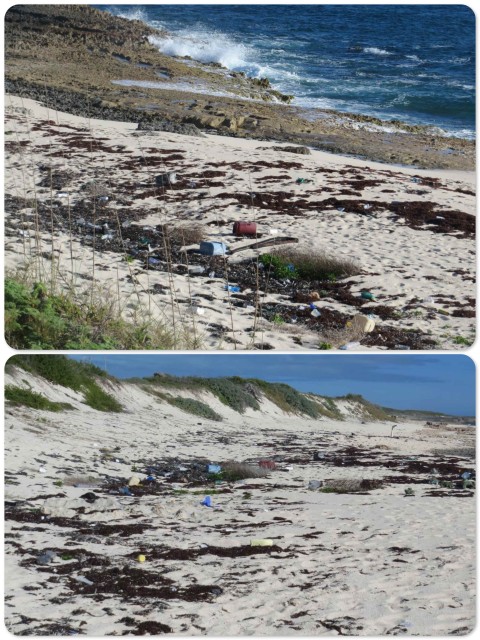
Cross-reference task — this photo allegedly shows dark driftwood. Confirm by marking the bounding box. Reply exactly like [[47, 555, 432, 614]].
[[229, 236, 299, 254]]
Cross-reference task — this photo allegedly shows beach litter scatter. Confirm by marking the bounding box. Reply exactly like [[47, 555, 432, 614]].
[[4, 357, 476, 635], [3, 3, 475, 352]]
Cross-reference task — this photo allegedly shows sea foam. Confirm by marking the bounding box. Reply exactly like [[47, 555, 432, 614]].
[[148, 30, 250, 70], [363, 47, 392, 56]]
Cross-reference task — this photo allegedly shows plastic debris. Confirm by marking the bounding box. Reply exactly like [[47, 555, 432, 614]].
[[209, 271, 215, 278], [311, 308, 321, 318], [119, 487, 132, 496], [339, 341, 361, 350], [308, 480, 323, 491], [199, 241, 228, 256], [97, 196, 109, 203], [269, 228, 279, 235], [37, 550, 58, 565], [295, 177, 313, 184], [39, 466, 47, 473], [207, 464, 222, 474], [156, 172, 177, 187], [233, 221, 257, 236], [74, 576, 94, 586], [461, 471, 472, 480], [349, 314, 375, 333], [225, 285, 240, 292], [188, 266, 205, 275], [360, 291, 376, 301], [128, 476, 141, 487], [394, 345, 411, 350], [86, 222, 102, 231], [188, 305, 205, 316], [147, 257, 160, 266], [201, 496, 212, 507], [137, 555, 146, 563], [250, 539, 273, 547], [336, 207, 345, 212], [56, 192, 68, 198], [258, 460, 276, 470]]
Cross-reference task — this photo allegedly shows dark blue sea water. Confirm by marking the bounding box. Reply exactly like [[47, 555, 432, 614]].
[[101, 4, 475, 139]]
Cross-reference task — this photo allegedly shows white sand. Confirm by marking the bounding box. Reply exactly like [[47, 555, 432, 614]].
[[4, 366, 476, 635], [4, 95, 476, 350]]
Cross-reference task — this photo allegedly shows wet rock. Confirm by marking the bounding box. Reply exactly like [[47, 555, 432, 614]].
[[278, 146, 311, 155], [137, 117, 205, 137], [80, 492, 99, 503]]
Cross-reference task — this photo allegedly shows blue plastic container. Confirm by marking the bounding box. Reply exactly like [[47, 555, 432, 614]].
[[208, 464, 222, 474], [199, 241, 227, 256]]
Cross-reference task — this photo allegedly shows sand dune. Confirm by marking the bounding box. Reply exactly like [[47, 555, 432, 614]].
[[4, 365, 476, 635]]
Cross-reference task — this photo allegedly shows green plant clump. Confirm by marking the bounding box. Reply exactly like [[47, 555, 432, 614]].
[[8, 355, 123, 413], [145, 374, 260, 414], [453, 336, 473, 346], [319, 342, 333, 350], [167, 396, 223, 421], [248, 379, 320, 417], [259, 249, 360, 282], [5, 385, 73, 412], [5, 277, 175, 350], [259, 254, 298, 279]]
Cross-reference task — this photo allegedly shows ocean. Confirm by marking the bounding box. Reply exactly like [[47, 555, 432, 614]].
[[100, 4, 475, 139]]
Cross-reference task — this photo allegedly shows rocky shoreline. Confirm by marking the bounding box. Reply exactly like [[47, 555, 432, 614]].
[[5, 5, 475, 170]]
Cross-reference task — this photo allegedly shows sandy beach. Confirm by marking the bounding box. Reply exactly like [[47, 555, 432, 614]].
[[4, 361, 476, 635], [5, 95, 475, 350]]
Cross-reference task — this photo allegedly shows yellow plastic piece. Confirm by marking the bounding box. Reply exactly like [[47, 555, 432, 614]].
[[250, 539, 273, 547]]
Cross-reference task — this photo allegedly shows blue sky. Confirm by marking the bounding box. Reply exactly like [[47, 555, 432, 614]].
[[70, 354, 476, 416]]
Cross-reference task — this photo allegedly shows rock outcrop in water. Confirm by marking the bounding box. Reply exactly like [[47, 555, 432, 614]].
[[5, 5, 475, 169]]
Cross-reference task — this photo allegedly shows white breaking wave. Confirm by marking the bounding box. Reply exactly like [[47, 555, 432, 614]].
[[363, 47, 392, 56], [148, 27, 304, 87], [148, 30, 250, 70], [111, 7, 148, 23]]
